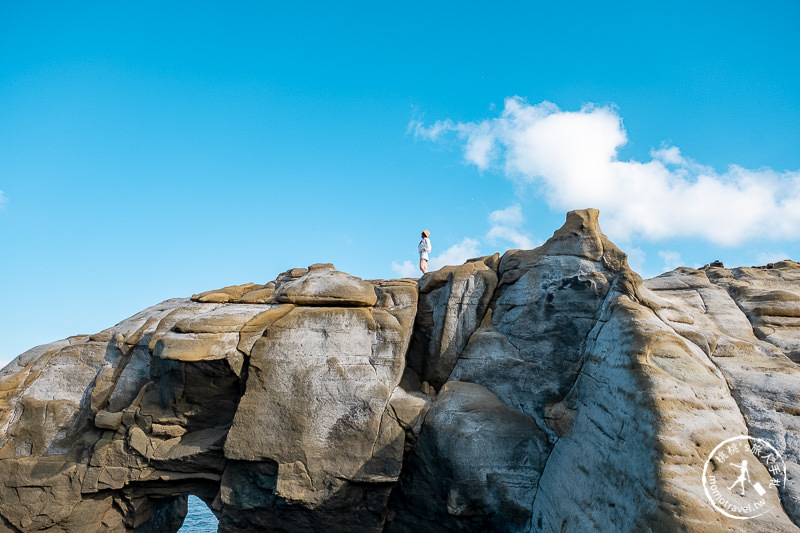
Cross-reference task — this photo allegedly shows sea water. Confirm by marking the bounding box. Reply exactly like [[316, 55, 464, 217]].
[[178, 495, 219, 532]]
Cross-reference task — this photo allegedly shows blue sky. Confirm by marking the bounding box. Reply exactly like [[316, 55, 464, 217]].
[[2, 1, 799, 366]]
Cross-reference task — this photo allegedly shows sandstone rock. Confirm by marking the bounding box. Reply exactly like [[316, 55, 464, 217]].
[[528, 272, 737, 531], [221, 274, 418, 531], [191, 282, 265, 303], [645, 266, 800, 525], [2, 210, 800, 533], [235, 282, 276, 303], [707, 260, 800, 362], [405, 258, 498, 390], [387, 381, 547, 532], [272, 263, 379, 307], [236, 304, 294, 356], [0, 294, 234, 531], [389, 209, 634, 529], [150, 304, 272, 371], [276, 267, 310, 282], [172, 304, 269, 334], [386, 387, 429, 436], [95, 410, 124, 430], [451, 209, 625, 440]]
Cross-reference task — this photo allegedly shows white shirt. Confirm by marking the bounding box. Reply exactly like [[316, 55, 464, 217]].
[[418, 237, 431, 259]]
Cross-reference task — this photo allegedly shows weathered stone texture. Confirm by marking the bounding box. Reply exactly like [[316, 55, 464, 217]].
[[2, 211, 800, 532], [405, 256, 498, 390], [0, 266, 417, 532]]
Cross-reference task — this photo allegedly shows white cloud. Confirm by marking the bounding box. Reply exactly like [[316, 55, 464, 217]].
[[756, 251, 789, 265], [651, 146, 686, 166], [488, 204, 524, 226], [486, 225, 535, 250], [0, 190, 6, 207], [409, 119, 454, 142], [391, 260, 418, 278], [486, 204, 536, 249], [429, 238, 481, 271], [658, 250, 684, 272], [413, 97, 800, 247]]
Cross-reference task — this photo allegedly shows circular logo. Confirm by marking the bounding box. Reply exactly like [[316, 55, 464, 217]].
[[702, 435, 787, 520]]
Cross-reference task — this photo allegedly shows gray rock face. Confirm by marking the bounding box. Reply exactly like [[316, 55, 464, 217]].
[[405, 257, 498, 390], [454, 209, 627, 434], [387, 381, 548, 532], [2, 210, 800, 532], [389, 208, 634, 530]]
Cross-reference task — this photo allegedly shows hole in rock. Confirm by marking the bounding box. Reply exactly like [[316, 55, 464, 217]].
[[178, 495, 218, 533]]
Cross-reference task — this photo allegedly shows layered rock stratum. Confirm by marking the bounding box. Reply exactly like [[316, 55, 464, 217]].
[[1, 209, 799, 532]]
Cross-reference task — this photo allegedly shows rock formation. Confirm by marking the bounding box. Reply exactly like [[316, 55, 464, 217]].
[[1, 209, 799, 532]]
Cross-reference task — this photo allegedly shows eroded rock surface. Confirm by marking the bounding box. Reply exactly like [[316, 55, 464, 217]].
[[0, 266, 418, 532], [2, 211, 800, 532], [404, 256, 499, 390]]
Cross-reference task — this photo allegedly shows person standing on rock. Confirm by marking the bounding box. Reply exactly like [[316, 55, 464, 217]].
[[418, 230, 432, 274]]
